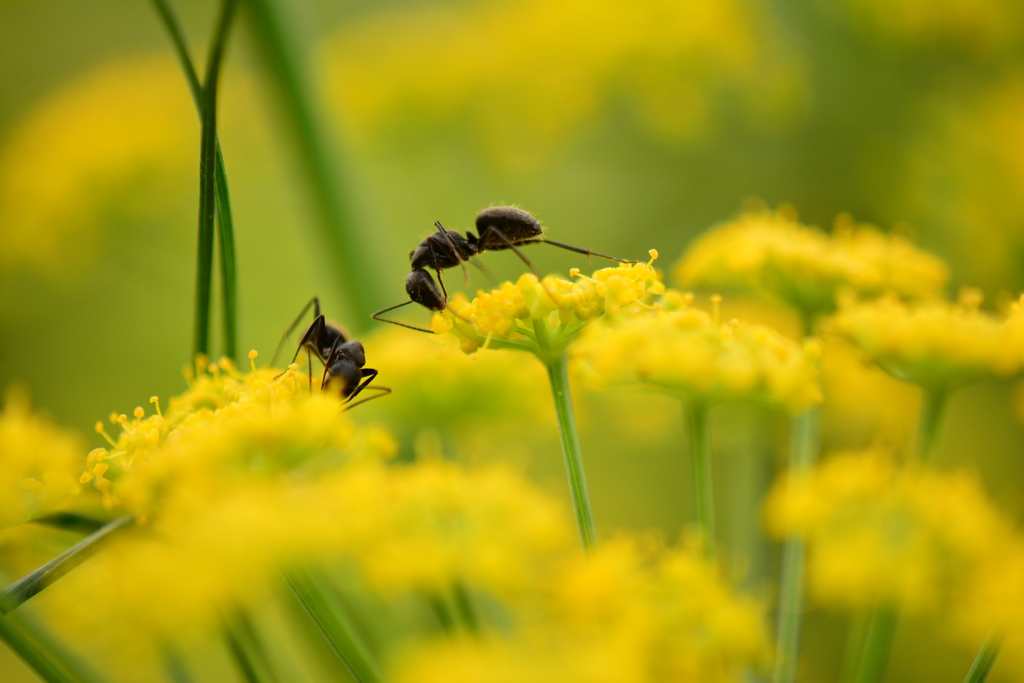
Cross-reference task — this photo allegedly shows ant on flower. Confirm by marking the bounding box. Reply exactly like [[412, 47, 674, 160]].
[[273, 297, 390, 409], [372, 205, 636, 332]]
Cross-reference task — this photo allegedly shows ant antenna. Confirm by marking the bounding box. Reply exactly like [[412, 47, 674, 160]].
[[540, 239, 638, 264]]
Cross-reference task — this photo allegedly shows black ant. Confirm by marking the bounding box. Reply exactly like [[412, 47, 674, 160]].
[[371, 206, 635, 332], [272, 297, 390, 409]]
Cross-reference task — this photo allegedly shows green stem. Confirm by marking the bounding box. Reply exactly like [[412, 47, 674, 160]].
[[242, 0, 380, 327], [841, 611, 871, 683], [285, 567, 384, 683], [542, 350, 597, 552], [2, 515, 135, 612], [851, 605, 899, 683], [193, 0, 237, 359], [0, 613, 79, 683], [686, 401, 715, 558], [223, 610, 279, 683], [151, 0, 238, 360], [772, 408, 820, 683], [915, 387, 948, 461], [26, 513, 105, 535], [963, 631, 1001, 683]]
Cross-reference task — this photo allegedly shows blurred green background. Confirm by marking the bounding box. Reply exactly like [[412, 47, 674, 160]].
[[3, 0, 1024, 681]]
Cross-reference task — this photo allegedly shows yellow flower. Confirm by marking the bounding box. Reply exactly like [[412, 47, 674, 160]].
[[0, 56, 195, 276], [435, 255, 663, 359], [673, 207, 949, 323], [324, 0, 804, 164], [573, 294, 822, 414], [0, 386, 83, 528], [828, 290, 1021, 391], [394, 539, 769, 683], [765, 450, 1014, 614]]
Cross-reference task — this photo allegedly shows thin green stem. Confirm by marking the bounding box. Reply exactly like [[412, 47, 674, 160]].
[[915, 387, 948, 462], [2, 515, 135, 612], [0, 613, 79, 683], [963, 631, 1001, 683], [685, 401, 715, 559], [26, 512, 105, 535], [223, 610, 279, 683], [851, 605, 899, 683], [772, 408, 820, 683], [542, 350, 597, 552], [285, 567, 384, 683], [841, 611, 871, 683], [193, 0, 237, 359], [243, 0, 380, 327], [150, 0, 238, 360]]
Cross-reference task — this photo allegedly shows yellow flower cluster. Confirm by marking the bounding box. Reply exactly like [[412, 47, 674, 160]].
[[574, 294, 823, 414], [324, 0, 803, 161], [0, 387, 84, 528], [673, 208, 949, 322], [765, 450, 1014, 614], [434, 255, 664, 357], [828, 291, 1024, 391], [0, 57, 195, 276], [50, 354, 576, 658], [394, 539, 769, 683]]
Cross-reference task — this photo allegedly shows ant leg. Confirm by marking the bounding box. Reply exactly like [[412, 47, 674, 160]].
[[272, 297, 321, 366], [342, 386, 392, 412], [435, 221, 470, 285], [372, 300, 437, 334], [273, 315, 327, 380], [488, 228, 559, 303], [540, 238, 637, 264], [319, 334, 346, 393], [307, 347, 314, 395]]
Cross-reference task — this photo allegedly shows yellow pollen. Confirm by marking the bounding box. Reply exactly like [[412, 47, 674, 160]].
[[648, 248, 659, 261], [95, 422, 117, 447], [149, 396, 162, 417], [133, 407, 144, 419], [569, 267, 581, 278], [117, 414, 128, 425], [710, 294, 723, 326], [248, 349, 258, 372], [109, 412, 118, 424], [207, 363, 219, 376]]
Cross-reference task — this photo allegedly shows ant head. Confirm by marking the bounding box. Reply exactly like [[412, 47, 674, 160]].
[[333, 339, 365, 367], [405, 268, 446, 311]]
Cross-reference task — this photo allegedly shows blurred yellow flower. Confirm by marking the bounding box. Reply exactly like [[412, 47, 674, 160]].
[[394, 539, 769, 683], [0, 56, 195, 276], [765, 450, 1014, 614], [828, 290, 1022, 391], [673, 207, 949, 324], [954, 537, 1024, 675], [324, 0, 804, 164], [435, 256, 663, 358], [574, 293, 822, 414], [0, 386, 83, 528]]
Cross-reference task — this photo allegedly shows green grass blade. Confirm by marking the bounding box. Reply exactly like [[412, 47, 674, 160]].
[[0, 612, 79, 683], [1, 516, 135, 612], [194, 0, 238, 359], [150, 0, 240, 361], [243, 0, 382, 328]]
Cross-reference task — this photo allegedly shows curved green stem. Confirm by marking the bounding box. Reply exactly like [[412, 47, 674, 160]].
[[851, 605, 899, 683], [915, 387, 948, 461], [151, 0, 238, 360], [543, 351, 597, 552], [0, 613, 79, 683], [685, 401, 715, 559], [772, 408, 820, 683], [2, 515, 135, 612], [963, 631, 1001, 683]]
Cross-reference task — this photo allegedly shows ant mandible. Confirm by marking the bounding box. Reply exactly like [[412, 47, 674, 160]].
[[272, 297, 390, 409], [371, 206, 635, 332]]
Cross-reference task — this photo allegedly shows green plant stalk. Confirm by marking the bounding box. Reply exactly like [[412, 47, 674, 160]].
[[2, 515, 135, 612], [0, 612, 80, 683], [285, 567, 383, 683], [915, 387, 948, 461], [223, 610, 279, 683], [963, 632, 1001, 683], [243, 0, 380, 327], [686, 401, 715, 559], [151, 0, 238, 360], [851, 605, 899, 683], [772, 408, 820, 683], [534, 319, 597, 551], [193, 0, 237, 358], [841, 611, 871, 683]]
